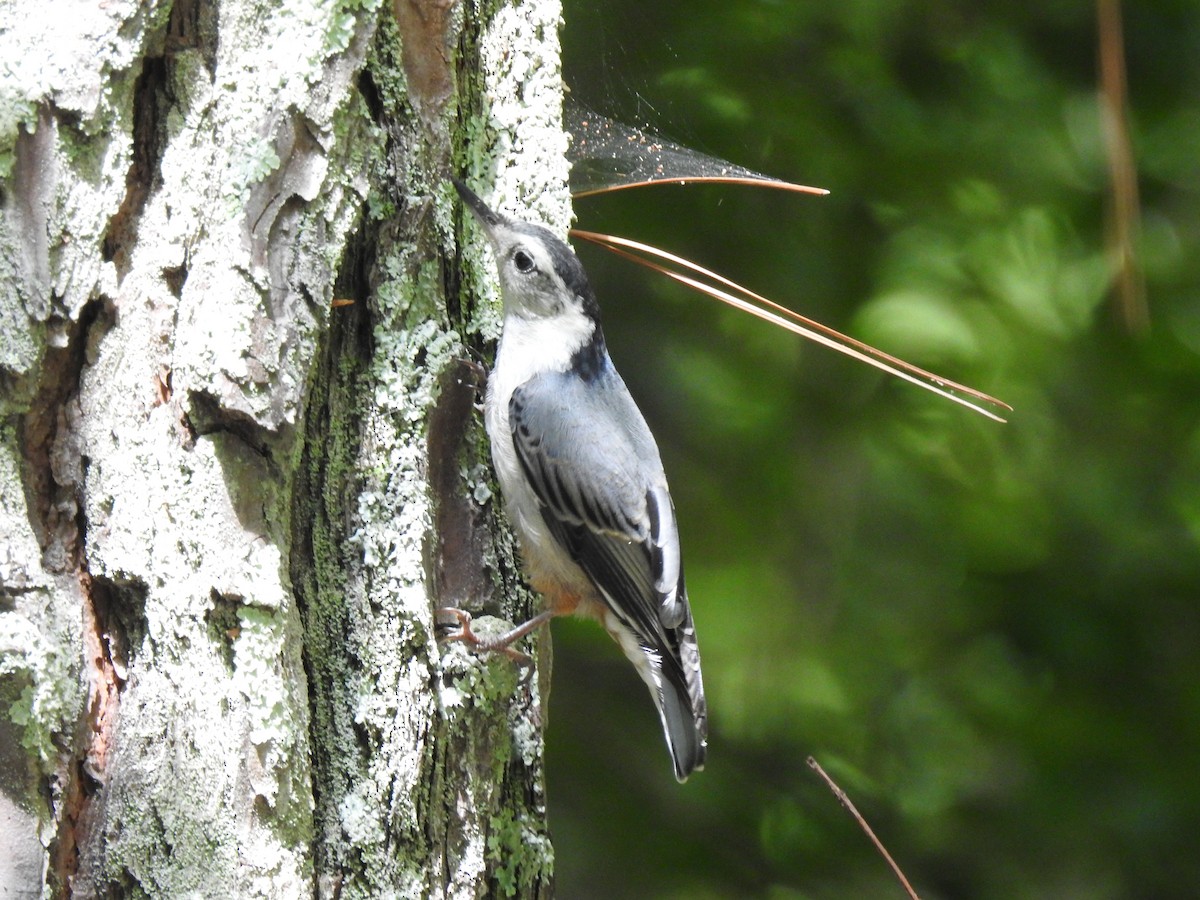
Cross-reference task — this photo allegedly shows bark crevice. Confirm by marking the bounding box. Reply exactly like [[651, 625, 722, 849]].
[[289, 225, 376, 887], [19, 294, 109, 573], [100, 54, 168, 280]]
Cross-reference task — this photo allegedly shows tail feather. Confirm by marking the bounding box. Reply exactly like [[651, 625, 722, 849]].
[[602, 605, 708, 782], [658, 665, 707, 781], [651, 611, 707, 782]]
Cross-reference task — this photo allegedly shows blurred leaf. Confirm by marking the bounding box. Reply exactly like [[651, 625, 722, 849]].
[[553, 3, 1200, 899]]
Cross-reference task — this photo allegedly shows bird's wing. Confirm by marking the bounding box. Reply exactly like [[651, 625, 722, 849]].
[[508, 368, 686, 643], [510, 366, 708, 780]]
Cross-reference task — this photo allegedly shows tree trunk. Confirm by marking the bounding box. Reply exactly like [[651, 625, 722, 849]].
[[0, 0, 565, 896]]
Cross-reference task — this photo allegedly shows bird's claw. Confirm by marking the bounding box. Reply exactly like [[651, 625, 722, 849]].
[[436, 607, 536, 673]]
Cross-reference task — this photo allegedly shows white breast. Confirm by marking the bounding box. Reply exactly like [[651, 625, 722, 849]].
[[485, 309, 597, 594]]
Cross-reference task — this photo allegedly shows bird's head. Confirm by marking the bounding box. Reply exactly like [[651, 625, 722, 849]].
[[453, 178, 601, 326]]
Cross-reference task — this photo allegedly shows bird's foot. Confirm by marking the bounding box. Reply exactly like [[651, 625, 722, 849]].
[[435, 607, 554, 673]]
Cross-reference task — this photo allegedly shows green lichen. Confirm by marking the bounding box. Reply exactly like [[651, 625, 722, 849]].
[[0, 81, 37, 181], [362, 13, 408, 118], [0, 611, 82, 770], [289, 259, 378, 883], [487, 805, 554, 897], [438, 635, 523, 718], [225, 136, 282, 214], [101, 775, 232, 898], [365, 188, 395, 222], [325, 0, 384, 56]]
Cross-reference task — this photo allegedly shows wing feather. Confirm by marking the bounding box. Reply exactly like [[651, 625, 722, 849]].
[[509, 366, 707, 779], [509, 369, 676, 643]]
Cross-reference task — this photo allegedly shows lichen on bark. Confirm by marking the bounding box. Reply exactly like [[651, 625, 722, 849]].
[[1, 0, 566, 895]]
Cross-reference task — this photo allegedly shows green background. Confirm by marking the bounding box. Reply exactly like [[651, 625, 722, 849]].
[[542, 1, 1200, 897]]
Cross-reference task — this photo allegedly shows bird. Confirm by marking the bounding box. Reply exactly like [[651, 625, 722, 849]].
[[443, 177, 708, 782]]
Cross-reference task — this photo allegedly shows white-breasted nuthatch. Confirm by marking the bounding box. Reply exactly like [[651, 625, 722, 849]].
[[447, 178, 707, 781]]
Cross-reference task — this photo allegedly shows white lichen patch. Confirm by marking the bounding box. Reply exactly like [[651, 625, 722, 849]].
[[0, 426, 50, 593], [0, 0, 390, 892], [2, 0, 566, 891], [457, 0, 569, 353], [0, 1, 170, 352], [476, 0, 571, 233], [234, 606, 295, 753], [508, 689, 545, 771], [73, 274, 315, 893], [0, 0, 172, 133]]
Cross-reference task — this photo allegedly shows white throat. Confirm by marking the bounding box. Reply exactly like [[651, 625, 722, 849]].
[[491, 306, 595, 398]]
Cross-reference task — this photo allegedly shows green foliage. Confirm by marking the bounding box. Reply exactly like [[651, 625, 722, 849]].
[[552, 1, 1200, 897]]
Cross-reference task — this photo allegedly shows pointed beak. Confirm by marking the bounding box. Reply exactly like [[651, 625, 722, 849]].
[[452, 178, 503, 234]]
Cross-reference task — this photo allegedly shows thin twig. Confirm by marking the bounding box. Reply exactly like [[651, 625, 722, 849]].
[[806, 756, 921, 900], [1097, 0, 1148, 333]]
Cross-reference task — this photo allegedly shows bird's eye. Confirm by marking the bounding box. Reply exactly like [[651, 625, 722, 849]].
[[513, 250, 535, 274]]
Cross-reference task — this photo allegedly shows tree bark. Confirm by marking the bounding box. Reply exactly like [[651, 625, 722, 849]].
[[0, 0, 565, 896]]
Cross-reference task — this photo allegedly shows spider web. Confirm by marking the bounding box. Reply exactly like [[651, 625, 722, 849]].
[[565, 102, 826, 198]]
